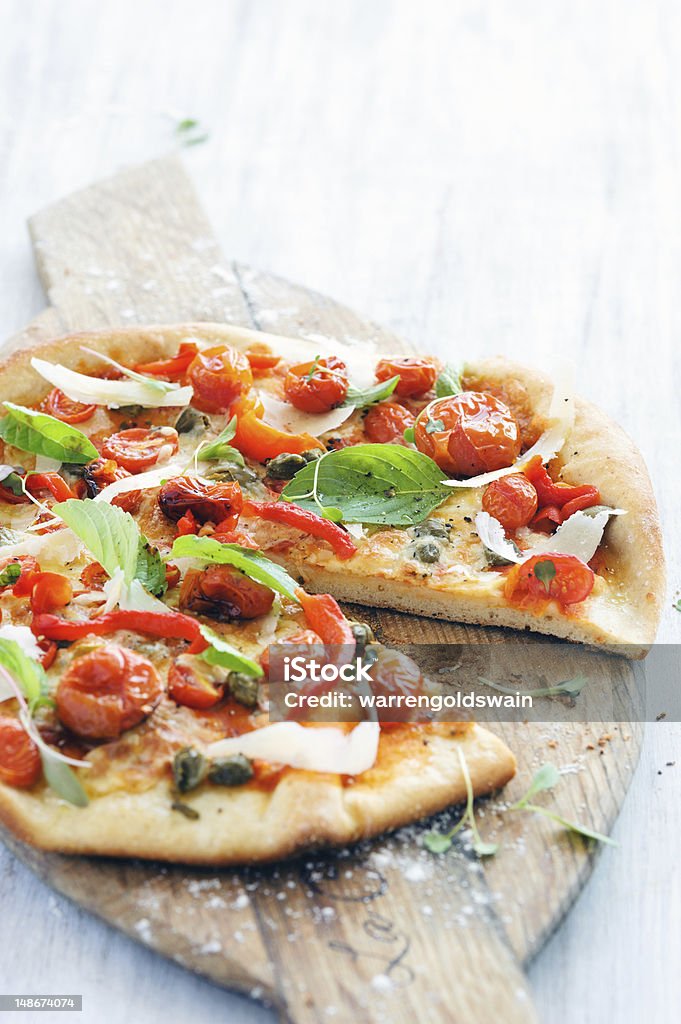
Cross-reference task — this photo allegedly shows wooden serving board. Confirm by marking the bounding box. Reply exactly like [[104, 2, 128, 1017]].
[[0, 157, 642, 1024]]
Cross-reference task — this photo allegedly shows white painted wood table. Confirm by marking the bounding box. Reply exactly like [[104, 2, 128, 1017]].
[[0, 2, 679, 1022]]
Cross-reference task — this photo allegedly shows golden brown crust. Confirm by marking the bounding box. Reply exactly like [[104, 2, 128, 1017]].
[[0, 724, 514, 864]]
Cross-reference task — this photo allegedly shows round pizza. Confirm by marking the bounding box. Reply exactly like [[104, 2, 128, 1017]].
[[0, 323, 663, 862]]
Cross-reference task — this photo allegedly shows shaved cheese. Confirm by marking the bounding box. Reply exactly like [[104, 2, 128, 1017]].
[[0, 625, 43, 662], [206, 721, 380, 776], [525, 508, 626, 564], [0, 527, 83, 562], [35, 455, 62, 473], [475, 512, 523, 564], [92, 458, 188, 503], [31, 357, 193, 410], [443, 361, 575, 488], [259, 392, 355, 437], [344, 522, 367, 541]]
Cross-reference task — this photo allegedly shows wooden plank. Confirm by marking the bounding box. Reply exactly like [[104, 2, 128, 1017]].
[[3, 156, 640, 1021]]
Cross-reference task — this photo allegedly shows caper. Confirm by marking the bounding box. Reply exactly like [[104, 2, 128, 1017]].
[[174, 407, 210, 434], [302, 449, 323, 463], [412, 538, 441, 563], [228, 672, 260, 708], [172, 747, 207, 793], [265, 452, 307, 479], [350, 621, 375, 656], [412, 519, 450, 540], [207, 463, 258, 486], [208, 754, 255, 787]]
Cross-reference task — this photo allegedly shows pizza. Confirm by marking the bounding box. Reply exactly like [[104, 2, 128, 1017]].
[[0, 322, 663, 862]]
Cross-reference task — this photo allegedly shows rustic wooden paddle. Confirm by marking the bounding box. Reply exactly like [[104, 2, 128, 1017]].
[[0, 157, 642, 1023]]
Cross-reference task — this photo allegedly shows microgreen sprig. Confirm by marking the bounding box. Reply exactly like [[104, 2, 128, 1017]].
[[423, 748, 498, 857]]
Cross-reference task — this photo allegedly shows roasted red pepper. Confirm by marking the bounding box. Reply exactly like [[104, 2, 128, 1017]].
[[294, 588, 355, 646], [243, 500, 357, 560], [25, 473, 78, 503], [231, 395, 323, 461], [32, 608, 207, 648], [524, 456, 600, 513], [135, 341, 199, 381]]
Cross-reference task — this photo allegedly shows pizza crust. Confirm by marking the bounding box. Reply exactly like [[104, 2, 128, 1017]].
[[0, 724, 514, 864]]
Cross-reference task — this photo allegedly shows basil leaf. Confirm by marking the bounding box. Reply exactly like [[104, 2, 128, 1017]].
[[0, 465, 25, 496], [0, 563, 21, 588], [135, 541, 167, 596], [533, 559, 557, 593], [170, 535, 301, 602], [0, 638, 47, 704], [53, 498, 139, 583], [435, 365, 463, 398], [343, 375, 400, 409], [0, 403, 98, 465], [282, 444, 450, 526], [198, 416, 244, 466], [41, 753, 89, 808], [199, 624, 263, 677], [422, 831, 453, 854]]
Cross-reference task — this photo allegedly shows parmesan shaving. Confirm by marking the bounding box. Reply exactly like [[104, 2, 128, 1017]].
[[0, 625, 43, 663], [258, 392, 355, 437], [31, 357, 193, 410], [206, 721, 380, 775], [476, 508, 626, 567], [92, 459, 188, 503]]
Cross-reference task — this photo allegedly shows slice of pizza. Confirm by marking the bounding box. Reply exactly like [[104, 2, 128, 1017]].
[[0, 328, 515, 863]]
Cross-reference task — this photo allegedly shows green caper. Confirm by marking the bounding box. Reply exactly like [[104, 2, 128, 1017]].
[[350, 621, 375, 656], [412, 519, 450, 540], [206, 463, 259, 486], [175, 407, 210, 434], [228, 672, 260, 708], [172, 747, 207, 793], [302, 449, 323, 463], [265, 452, 308, 479], [208, 754, 255, 787], [412, 538, 441, 563]]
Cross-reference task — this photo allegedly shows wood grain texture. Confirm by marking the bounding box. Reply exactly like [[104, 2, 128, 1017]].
[[0, 3, 679, 1024]]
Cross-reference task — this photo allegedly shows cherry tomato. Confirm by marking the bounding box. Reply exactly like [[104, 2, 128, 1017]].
[[260, 629, 322, 676], [187, 345, 253, 413], [414, 392, 520, 476], [231, 395, 322, 461], [168, 661, 222, 710], [179, 566, 274, 621], [0, 717, 42, 788], [482, 474, 538, 531], [29, 572, 73, 614], [135, 341, 198, 381], [83, 457, 141, 514], [284, 356, 348, 413], [245, 345, 281, 372], [165, 563, 181, 590], [102, 427, 179, 474], [56, 645, 163, 740], [294, 589, 355, 646], [363, 402, 415, 444], [44, 388, 96, 424], [375, 357, 438, 398], [503, 553, 595, 609], [37, 638, 58, 670], [158, 477, 243, 525], [80, 562, 109, 590]]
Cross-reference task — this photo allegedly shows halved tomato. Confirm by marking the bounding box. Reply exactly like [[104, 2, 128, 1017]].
[[101, 427, 179, 474], [44, 388, 96, 424], [0, 718, 41, 788]]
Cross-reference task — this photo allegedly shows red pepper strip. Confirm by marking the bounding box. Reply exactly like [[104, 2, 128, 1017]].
[[524, 456, 600, 511], [244, 500, 357, 560], [530, 505, 563, 534], [32, 609, 207, 648], [294, 588, 355, 647], [25, 473, 78, 502], [177, 509, 199, 535], [211, 526, 260, 549], [135, 342, 199, 381]]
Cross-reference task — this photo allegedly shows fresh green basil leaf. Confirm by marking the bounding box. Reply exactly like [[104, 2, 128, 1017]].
[[198, 416, 244, 466], [282, 444, 450, 526], [0, 403, 98, 465], [170, 535, 301, 602], [0, 563, 21, 588], [403, 427, 415, 444], [41, 753, 89, 807], [343, 375, 400, 408], [435, 364, 463, 398], [422, 831, 453, 854], [199, 624, 263, 677], [533, 559, 557, 594], [135, 540, 167, 596], [0, 638, 47, 704], [53, 498, 139, 583]]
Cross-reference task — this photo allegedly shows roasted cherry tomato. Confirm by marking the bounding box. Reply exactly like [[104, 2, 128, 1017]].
[[82, 457, 141, 513], [80, 562, 109, 590], [56, 645, 163, 741], [375, 356, 438, 398], [284, 355, 348, 413], [245, 345, 281, 372], [260, 628, 322, 677], [179, 566, 274, 621], [29, 572, 73, 614], [231, 395, 323, 461], [503, 553, 595, 609], [25, 473, 78, 503], [187, 345, 253, 413], [102, 427, 179, 474], [363, 402, 415, 444], [0, 717, 42, 788], [482, 474, 538, 531], [414, 392, 521, 477], [158, 477, 243, 525], [135, 341, 198, 381], [44, 388, 96, 424], [168, 661, 222, 710]]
